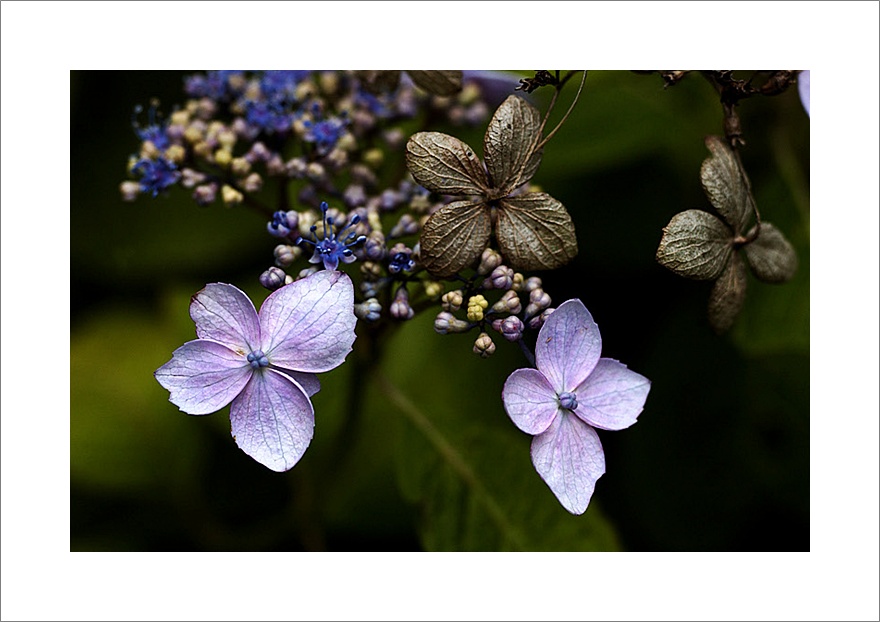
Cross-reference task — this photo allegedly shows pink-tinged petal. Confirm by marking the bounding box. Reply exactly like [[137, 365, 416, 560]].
[[502, 368, 560, 435], [531, 413, 606, 515], [572, 358, 651, 431], [230, 368, 315, 472], [275, 368, 320, 397], [260, 270, 356, 373], [189, 283, 261, 353], [535, 299, 602, 393], [154, 339, 252, 415]]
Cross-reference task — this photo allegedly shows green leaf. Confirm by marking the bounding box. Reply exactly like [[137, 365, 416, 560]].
[[483, 95, 543, 192], [708, 252, 748, 333], [419, 199, 491, 278], [407, 70, 463, 96], [743, 222, 798, 283], [656, 209, 733, 280], [495, 192, 578, 271], [378, 314, 621, 551], [700, 135, 752, 233], [405, 132, 488, 196]]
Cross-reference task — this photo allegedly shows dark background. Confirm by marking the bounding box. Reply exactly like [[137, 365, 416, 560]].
[[70, 70, 809, 551]]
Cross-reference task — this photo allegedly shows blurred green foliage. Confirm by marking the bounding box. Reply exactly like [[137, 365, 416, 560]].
[[71, 70, 809, 551]]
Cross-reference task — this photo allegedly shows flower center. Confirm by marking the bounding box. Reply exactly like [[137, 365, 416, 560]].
[[558, 391, 578, 411], [246, 350, 270, 369], [296, 201, 366, 271]]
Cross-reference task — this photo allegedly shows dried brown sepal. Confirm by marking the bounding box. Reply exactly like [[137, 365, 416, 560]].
[[405, 132, 488, 196], [419, 200, 491, 278], [407, 70, 463, 96], [656, 209, 733, 281], [701, 136, 751, 234], [484, 95, 543, 193], [708, 252, 748, 333], [743, 222, 798, 283], [495, 193, 578, 271]]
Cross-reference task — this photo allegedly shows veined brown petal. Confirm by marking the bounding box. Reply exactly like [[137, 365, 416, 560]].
[[708, 252, 747, 333], [701, 135, 752, 234], [419, 200, 492, 278], [407, 70, 463, 96], [484, 95, 543, 193], [743, 222, 798, 283], [495, 193, 578, 271], [406, 132, 489, 196], [656, 209, 733, 280]]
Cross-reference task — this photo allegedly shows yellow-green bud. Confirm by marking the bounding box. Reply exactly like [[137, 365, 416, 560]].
[[139, 141, 161, 160], [511, 272, 525, 292], [217, 129, 237, 151], [231, 157, 251, 176], [467, 294, 489, 322], [183, 124, 204, 144], [423, 281, 443, 299], [363, 148, 384, 170], [170, 110, 190, 126], [214, 148, 233, 168], [164, 144, 186, 165], [319, 72, 339, 95], [221, 184, 243, 205]]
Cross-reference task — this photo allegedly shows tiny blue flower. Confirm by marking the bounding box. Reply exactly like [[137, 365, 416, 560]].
[[184, 70, 243, 100], [297, 202, 366, 271], [245, 99, 294, 134], [132, 104, 170, 150], [268, 210, 299, 238], [303, 114, 348, 154], [388, 250, 416, 275], [132, 156, 181, 197], [260, 70, 311, 101]]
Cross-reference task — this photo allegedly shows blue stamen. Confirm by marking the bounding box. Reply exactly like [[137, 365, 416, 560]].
[[297, 202, 366, 271], [247, 350, 270, 369]]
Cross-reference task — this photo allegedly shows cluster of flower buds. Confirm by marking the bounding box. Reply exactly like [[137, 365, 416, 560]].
[[121, 70, 527, 328], [432, 248, 556, 357]]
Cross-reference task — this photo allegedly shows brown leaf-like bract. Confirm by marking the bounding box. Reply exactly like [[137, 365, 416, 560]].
[[743, 222, 798, 283], [484, 95, 544, 193], [405, 132, 488, 196], [656, 209, 733, 280], [700, 135, 751, 234], [708, 252, 747, 333], [495, 193, 578, 271], [419, 200, 492, 278], [407, 70, 463, 96]]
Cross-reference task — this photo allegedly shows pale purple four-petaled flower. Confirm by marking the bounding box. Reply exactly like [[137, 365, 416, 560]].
[[502, 299, 650, 514], [155, 270, 356, 472]]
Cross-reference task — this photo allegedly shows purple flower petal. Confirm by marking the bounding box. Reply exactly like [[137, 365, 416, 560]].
[[154, 339, 252, 415], [230, 368, 315, 472], [531, 411, 606, 515], [189, 283, 261, 353], [535, 299, 601, 393], [502, 368, 560, 435], [275, 369, 321, 397], [799, 70, 810, 116], [573, 358, 651, 431], [259, 270, 356, 373]]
